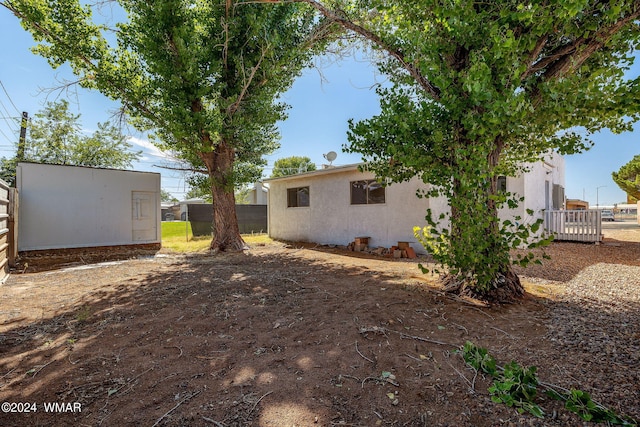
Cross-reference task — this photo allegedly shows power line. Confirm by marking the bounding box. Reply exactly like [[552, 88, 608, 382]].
[[0, 80, 21, 115], [0, 101, 19, 132], [0, 127, 15, 146]]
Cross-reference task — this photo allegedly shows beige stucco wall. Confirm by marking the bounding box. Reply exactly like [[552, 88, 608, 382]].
[[267, 166, 445, 253], [267, 155, 565, 252]]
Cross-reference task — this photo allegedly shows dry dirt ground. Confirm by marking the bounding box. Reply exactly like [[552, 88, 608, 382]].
[[1, 226, 639, 426]]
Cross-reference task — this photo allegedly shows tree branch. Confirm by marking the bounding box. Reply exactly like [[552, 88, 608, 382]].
[[292, 0, 441, 100], [526, 4, 640, 81], [1, 0, 165, 128], [227, 45, 269, 116], [520, 35, 548, 80], [153, 163, 208, 174]]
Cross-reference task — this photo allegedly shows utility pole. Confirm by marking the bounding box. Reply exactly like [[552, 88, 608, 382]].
[[17, 111, 28, 161]]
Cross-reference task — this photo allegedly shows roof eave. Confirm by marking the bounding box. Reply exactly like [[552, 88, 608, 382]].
[[263, 163, 363, 182]]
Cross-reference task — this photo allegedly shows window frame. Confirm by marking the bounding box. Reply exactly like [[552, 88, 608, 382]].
[[350, 179, 386, 205]]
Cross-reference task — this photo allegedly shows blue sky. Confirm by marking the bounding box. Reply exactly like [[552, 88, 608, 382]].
[[1, 7, 638, 205]]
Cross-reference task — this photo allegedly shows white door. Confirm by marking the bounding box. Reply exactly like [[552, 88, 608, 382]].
[[545, 180, 551, 211], [132, 191, 157, 242]]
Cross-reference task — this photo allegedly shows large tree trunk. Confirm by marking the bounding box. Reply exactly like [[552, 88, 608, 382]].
[[201, 141, 246, 252], [442, 139, 524, 304]]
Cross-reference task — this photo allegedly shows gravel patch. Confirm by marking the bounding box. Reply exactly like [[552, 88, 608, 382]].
[[543, 262, 640, 421], [548, 263, 640, 361], [512, 224, 640, 422]]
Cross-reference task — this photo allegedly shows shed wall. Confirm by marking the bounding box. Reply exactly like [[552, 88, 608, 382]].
[[17, 163, 161, 251]]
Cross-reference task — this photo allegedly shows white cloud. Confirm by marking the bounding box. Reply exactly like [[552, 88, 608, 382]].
[[128, 136, 175, 160]]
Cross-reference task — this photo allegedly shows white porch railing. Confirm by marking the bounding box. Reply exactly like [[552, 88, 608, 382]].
[[544, 210, 602, 243]]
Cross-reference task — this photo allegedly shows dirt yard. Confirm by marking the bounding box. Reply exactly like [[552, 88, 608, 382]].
[[0, 226, 639, 426]]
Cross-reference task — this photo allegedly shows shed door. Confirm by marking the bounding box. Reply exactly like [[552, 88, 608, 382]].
[[132, 191, 157, 242]]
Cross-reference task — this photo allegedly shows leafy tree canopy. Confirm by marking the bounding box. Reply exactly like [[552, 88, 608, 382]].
[[0, 99, 140, 185], [612, 154, 640, 202], [3, 0, 337, 251], [303, 0, 640, 301], [270, 155, 317, 177]]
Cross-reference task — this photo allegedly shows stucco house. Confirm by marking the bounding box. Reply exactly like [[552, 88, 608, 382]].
[[264, 154, 565, 253]]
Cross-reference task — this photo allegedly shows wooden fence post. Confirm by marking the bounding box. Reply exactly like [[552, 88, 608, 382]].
[[8, 188, 18, 268]]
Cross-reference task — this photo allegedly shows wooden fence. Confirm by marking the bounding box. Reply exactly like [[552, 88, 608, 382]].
[[0, 179, 18, 282], [544, 210, 602, 243]]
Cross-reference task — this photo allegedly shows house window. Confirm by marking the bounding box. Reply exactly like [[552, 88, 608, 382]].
[[351, 180, 385, 205], [497, 176, 507, 192], [287, 187, 309, 207], [552, 184, 565, 210]]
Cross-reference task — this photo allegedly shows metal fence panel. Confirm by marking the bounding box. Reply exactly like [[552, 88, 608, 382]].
[[187, 204, 267, 236]]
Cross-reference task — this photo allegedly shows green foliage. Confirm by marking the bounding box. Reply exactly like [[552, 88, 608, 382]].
[[184, 176, 213, 203], [234, 186, 252, 205], [160, 189, 178, 203], [612, 154, 640, 202], [461, 341, 496, 376], [546, 389, 637, 426], [270, 156, 317, 178], [414, 208, 552, 293], [28, 100, 140, 169], [488, 362, 543, 418], [0, 157, 18, 186], [461, 342, 638, 425], [336, 0, 640, 298]]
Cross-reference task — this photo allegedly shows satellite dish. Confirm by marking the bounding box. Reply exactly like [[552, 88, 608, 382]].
[[323, 151, 337, 165]]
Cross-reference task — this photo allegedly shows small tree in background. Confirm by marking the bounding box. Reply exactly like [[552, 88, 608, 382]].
[[161, 189, 179, 203], [234, 186, 252, 204], [0, 99, 140, 185], [270, 156, 317, 178], [612, 155, 640, 202]]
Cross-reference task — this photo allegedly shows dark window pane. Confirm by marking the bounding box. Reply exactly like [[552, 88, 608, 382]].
[[497, 176, 507, 192], [287, 188, 298, 207], [298, 187, 310, 207], [287, 187, 309, 207], [368, 181, 385, 204], [351, 181, 367, 204]]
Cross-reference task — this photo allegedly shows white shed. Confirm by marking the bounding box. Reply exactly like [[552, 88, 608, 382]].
[[16, 162, 161, 251], [265, 154, 565, 253]]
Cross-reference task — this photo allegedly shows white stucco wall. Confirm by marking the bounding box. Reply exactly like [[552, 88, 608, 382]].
[[266, 155, 565, 253], [250, 182, 268, 205], [509, 152, 566, 225], [17, 163, 161, 251]]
